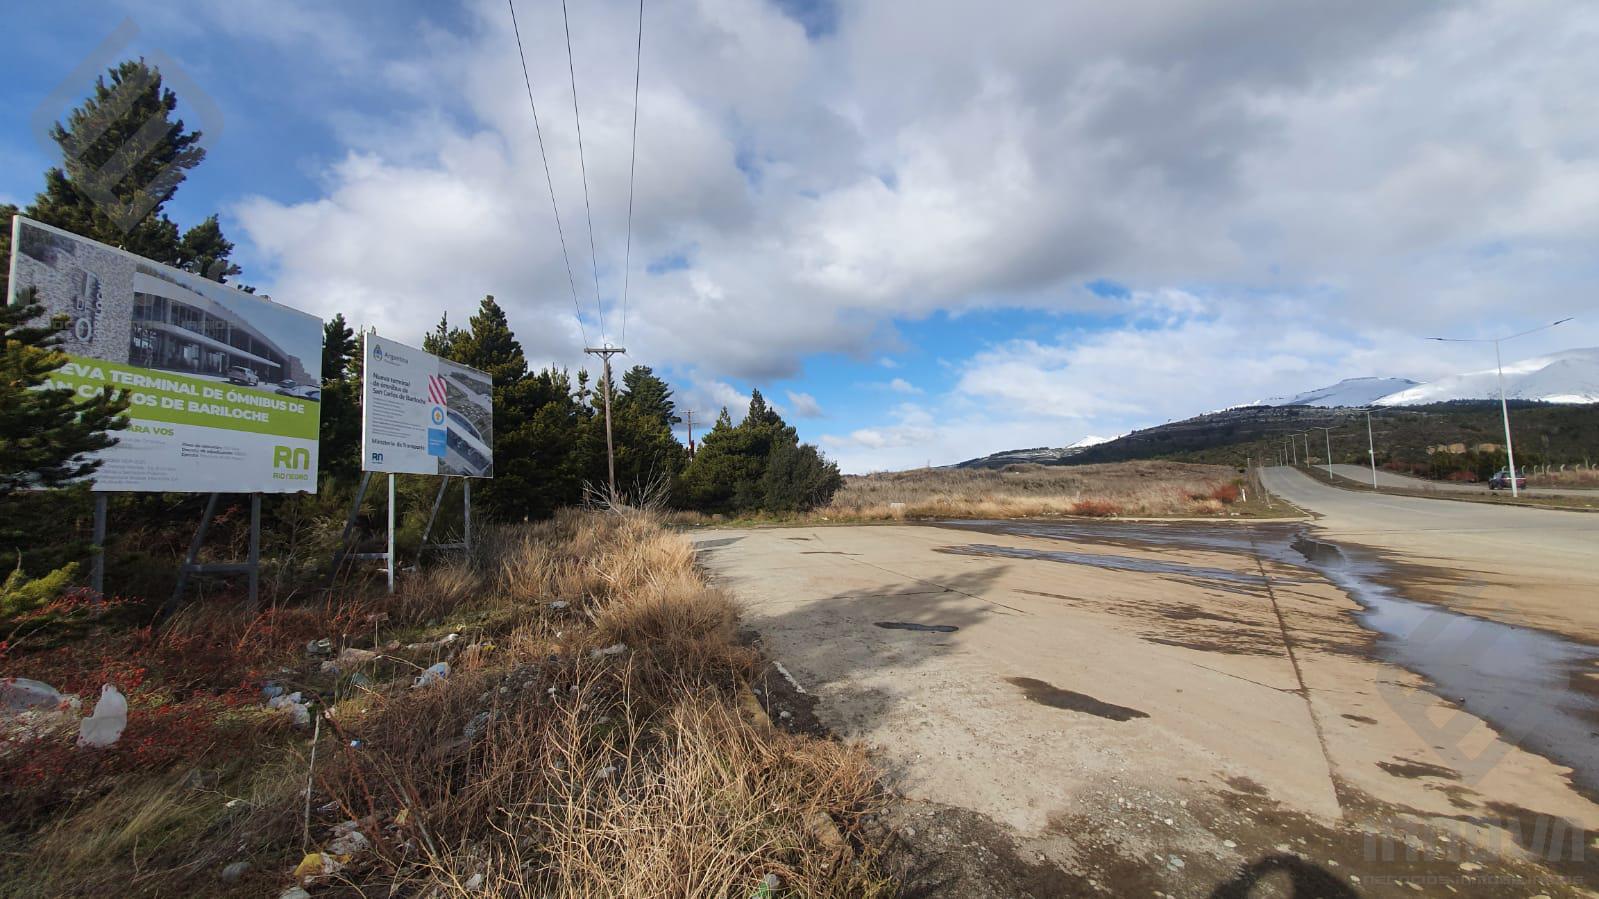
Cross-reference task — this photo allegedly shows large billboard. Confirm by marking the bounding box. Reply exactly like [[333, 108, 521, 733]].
[[361, 335, 494, 478], [7, 215, 323, 493]]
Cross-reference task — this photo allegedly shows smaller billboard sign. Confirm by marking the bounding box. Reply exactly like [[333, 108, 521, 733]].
[[361, 334, 494, 477]]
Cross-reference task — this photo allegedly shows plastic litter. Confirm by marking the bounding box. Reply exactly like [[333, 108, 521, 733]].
[[218, 861, 250, 883], [279, 888, 312, 899], [305, 638, 333, 657], [292, 851, 346, 879], [1, 677, 74, 713], [268, 691, 311, 727], [77, 684, 127, 748], [327, 828, 369, 856], [413, 662, 450, 688], [589, 643, 627, 659]]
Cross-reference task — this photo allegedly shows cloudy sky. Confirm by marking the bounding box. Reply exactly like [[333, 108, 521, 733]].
[[5, 0, 1597, 471]]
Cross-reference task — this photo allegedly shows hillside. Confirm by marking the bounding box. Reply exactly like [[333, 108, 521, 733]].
[[1064, 401, 1599, 475]]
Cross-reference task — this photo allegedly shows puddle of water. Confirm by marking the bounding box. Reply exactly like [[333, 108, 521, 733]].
[[875, 621, 959, 633], [942, 519, 1599, 796], [1007, 676, 1149, 721]]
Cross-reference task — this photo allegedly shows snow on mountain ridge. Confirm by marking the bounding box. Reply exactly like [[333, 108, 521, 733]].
[[1257, 376, 1420, 408], [1374, 347, 1599, 406]]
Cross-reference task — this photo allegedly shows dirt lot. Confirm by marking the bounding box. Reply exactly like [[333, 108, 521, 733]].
[[697, 522, 1599, 897]]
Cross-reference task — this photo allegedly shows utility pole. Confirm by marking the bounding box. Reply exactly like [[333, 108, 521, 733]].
[[1364, 409, 1378, 489], [584, 346, 626, 501], [1310, 426, 1335, 479], [1427, 317, 1571, 499], [681, 409, 700, 456]]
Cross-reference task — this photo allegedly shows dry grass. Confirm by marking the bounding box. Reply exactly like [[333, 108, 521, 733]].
[[823, 460, 1247, 520], [2, 509, 892, 897], [1530, 468, 1599, 489]]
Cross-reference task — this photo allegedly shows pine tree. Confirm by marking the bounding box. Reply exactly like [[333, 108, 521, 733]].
[[0, 294, 130, 497], [317, 314, 361, 482], [619, 365, 680, 427], [176, 214, 242, 282], [27, 60, 205, 262], [448, 297, 527, 386], [321, 313, 357, 383]]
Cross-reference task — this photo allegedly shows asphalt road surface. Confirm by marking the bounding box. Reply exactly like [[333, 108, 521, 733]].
[[696, 519, 1599, 896], [1323, 462, 1599, 498], [1262, 465, 1599, 643]]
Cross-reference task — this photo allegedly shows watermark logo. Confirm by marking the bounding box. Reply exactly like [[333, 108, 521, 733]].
[[31, 19, 224, 234]]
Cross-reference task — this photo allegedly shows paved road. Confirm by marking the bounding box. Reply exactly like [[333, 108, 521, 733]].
[[1323, 462, 1599, 498], [1262, 465, 1599, 643], [697, 521, 1599, 893]]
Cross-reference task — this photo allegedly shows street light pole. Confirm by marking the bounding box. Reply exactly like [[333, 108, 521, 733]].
[[1364, 409, 1378, 489], [1428, 317, 1571, 500], [1309, 426, 1335, 480]]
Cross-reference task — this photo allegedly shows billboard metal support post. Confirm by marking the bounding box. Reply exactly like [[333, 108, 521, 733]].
[[91, 492, 107, 595], [327, 471, 373, 589], [419, 477, 474, 560], [163, 493, 262, 618], [386, 473, 396, 595]]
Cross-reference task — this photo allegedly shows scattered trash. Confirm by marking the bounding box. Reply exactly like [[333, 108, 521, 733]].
[[462, 710, 491, 742], [279, 888, 311, 899], [348, 672, 374, 689], [218, 861, 250, 883], [394, 808, 410, 826], [225, 798, 248, 810], [413, 662, 450, 688], [778, 710, 793, 721], [461, 642, 495, 668], [292, 851, 346, 879], [349, 739, 363, 749], [751, 872, 783, 898], [589, 643, 627, 659], [464, 873, 485, 890], [77, 684, 127, 748], [305, 638, 333, 657], [549, 600, 570, 611], [268, 691, 312, 727], [328, 827, 369, 856], [1, 677, 74, 713]]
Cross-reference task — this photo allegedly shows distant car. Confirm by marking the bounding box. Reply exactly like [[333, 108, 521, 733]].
[[226, 365, 259, 386], [1488, 469, 1527, 491], [273, 380, 321, 401]]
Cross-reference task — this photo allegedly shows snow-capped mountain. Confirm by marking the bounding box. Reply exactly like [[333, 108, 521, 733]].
[[1066, 434, 1118, 449], [1374, 347, 1599, 406], [1257, 377, 1420, 408]]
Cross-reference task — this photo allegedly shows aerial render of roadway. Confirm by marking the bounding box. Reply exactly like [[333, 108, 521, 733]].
[[698, 467, 1599, 897]]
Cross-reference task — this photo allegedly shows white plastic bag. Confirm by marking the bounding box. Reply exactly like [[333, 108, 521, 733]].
[[413, 662, 449, 688], [1, 677, 71, 713], [78, 684, 127, 748]]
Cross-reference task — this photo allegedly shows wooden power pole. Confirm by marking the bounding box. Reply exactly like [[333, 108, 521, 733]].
[[584, 346, 626, 501], [681, 409, 700, 456]]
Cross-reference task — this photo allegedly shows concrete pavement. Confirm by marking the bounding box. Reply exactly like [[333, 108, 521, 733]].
[[1262, 465, 1599, 643], [697, 521, 1599, 895]]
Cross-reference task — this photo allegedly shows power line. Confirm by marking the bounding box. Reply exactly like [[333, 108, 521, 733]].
[[620, 0, 644, 345], [561, 0, 608, 344], [506, 0, 589, 348]]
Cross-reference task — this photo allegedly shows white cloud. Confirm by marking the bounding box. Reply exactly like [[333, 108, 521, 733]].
[[886, 377, 922, 395], [200, 0, 1599, 469], [785, 390, 824, 418]]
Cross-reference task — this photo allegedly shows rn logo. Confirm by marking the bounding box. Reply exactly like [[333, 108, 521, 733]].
[[272, 446, 311, 481], [371, 451, 384, 463]]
